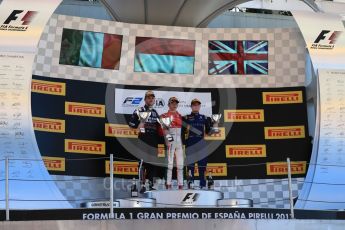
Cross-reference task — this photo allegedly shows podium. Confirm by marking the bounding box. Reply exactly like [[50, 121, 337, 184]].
[[80, 198, 155, 208], [144, 189, 223, 207], [217, 198, 253, 208], [80, 190, 254, 208], [116, 198, 156, 208], [81, 201, 120, 208]]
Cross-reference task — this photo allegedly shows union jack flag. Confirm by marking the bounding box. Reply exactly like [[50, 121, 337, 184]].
[[208, 40, 268, 75]]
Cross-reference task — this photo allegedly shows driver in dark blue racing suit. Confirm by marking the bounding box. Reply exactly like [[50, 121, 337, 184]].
[[128, 90, 162, 191], [183, 98, 212, 189]]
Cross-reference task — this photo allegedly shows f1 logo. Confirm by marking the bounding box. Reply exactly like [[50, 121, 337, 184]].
[[3, 10, 37, 25], [182, 193, 199, 203], [314, 30, 342, 44]]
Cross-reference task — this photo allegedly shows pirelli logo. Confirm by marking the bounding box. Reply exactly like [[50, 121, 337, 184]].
[[158, 144, 165, 158], [105, 124, 138, 138], [105, 161, 139, 175], [264, 126, 305, 139], [32, 117, 65, 133], [31, 79, 66, 96], [65, 139, 105, 155], [65, 102, 105, 118], [194, 163, 227, 177], [224, 110, 264, 122], [263, 91, 303, 104], [226, 145, 266, 158], [204, 127, 226, 141], [42, 156, 65, 172], [266, 161, 307, 175]]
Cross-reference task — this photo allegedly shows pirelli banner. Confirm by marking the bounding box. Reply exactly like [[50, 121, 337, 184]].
[[32, 75, 311, 179]]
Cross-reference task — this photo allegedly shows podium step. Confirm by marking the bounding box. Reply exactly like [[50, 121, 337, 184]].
[[144, 189, 223, 207]]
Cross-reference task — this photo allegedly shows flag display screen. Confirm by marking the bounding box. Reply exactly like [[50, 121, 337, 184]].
[[59, 28, 123, 70], [134, 37, 195, 74], [208, 40, 268, 75]]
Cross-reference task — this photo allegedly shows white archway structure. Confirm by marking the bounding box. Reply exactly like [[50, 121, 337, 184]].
[[100, 0, 321, 27]]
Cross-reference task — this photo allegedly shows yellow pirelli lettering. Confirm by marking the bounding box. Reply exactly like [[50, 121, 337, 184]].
[[33, 117, 65, 133], [65, 102, 105, 118], [65, 139, 105, 155], [42, 156, 65, 171], [264, 126, 305, 139], [266, 161, 306, 175], [226, 145, 267, 158], [31, 79, 66, 96], [263, 91, 303, 104], [224, 109, 264, 122]]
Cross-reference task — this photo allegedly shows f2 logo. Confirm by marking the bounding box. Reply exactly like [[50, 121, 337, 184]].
[[123, 97, 143, 105], [181, 193, 199, 203], [3, 10, 37, 25], [314, 30, 342, 44]]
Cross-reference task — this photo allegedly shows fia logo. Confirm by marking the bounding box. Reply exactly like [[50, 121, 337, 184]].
[[181, 193, 200, 204], [3, 10, 37, 25], [154, 98, 165, 108]]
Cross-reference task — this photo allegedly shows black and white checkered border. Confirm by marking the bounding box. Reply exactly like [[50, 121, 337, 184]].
[[51, 175, 304, 209], [33, 14, 306, 88]]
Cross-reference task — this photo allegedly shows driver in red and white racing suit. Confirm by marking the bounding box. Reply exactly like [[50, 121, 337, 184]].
[[160, 97, 184, 189]]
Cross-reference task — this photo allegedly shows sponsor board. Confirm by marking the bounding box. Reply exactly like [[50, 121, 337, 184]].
[[204, 127, 226, 140], [105, 123, 138, 138], [194, 163, 227, 176], [105, 160, 139, 175], [31, 79, 66, 96], [264, 126, 305, 139], [226, 145, 266, 158], [42, 156, 65, 171], [65, 102, 105, 118], [32, 117, 65, 133], [266, 161, 307, 175], [65, 139, 105, 155], [224, 109, 264, 122], [115, 88, 212, 116], [262, 91, 303, 104]]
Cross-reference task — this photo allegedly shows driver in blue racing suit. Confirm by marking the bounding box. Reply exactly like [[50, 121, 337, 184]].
[[183, 98, 213, 189]]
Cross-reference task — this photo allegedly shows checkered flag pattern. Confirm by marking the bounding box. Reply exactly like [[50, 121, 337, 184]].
[[51, 175, 304, 209], [33, 14, 306, 88]]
